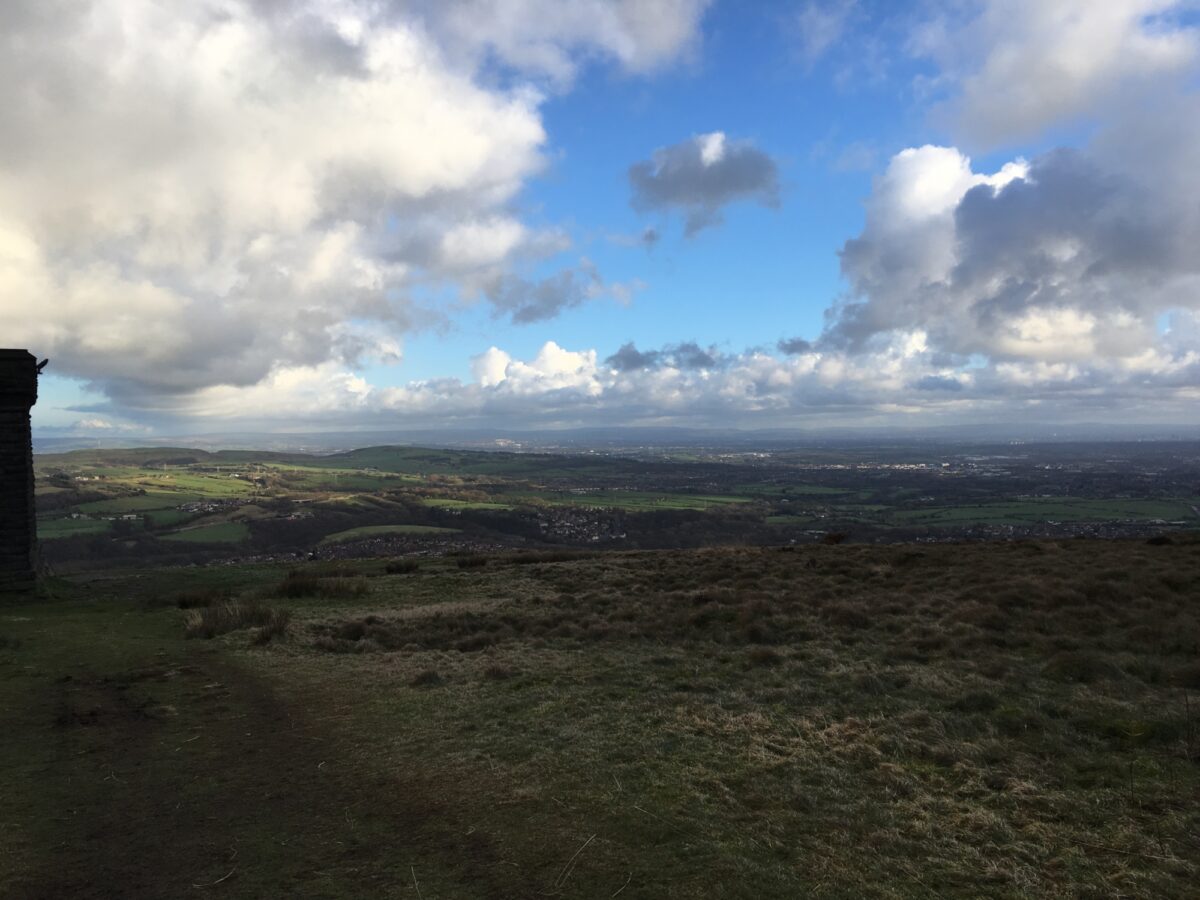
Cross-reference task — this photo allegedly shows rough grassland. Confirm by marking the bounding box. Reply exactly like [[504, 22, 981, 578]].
[[1, 539, 1198, 898]]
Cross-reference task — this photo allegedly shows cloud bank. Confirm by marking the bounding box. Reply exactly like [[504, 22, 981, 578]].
[[818, 0, 1200, 422], [0, 0, 704, 416], [151, 323, 1200, 431], [5, 0, 1199, 433]]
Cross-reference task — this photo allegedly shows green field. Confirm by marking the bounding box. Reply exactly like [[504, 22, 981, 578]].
[[765, 515, 823, 526], [890, 498, 1199, 527], [137, 472, 256, 496], [263, 464, 407, 492], [419, 498, 514, 511], [161, 522, 250, 543], [143, 508, 198, 528], [320, 524, 461, 543], [76, 491, 206, 514], [37, 517, 113, 539]]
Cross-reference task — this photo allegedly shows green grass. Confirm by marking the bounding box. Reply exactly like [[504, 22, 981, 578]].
[[143, 508, 197, 528], [161, 522, 250, 543], [765, 515, 822, 526], [263, 465, 404, 491], [76, 491, 206, 514], [37, 517, 113, 539], [419, 498, 514, 511], [138, 472, 256, 496], [320, 524, 461, 543], [5, 539, 1198, 898], [891, 498, 1199, 527]]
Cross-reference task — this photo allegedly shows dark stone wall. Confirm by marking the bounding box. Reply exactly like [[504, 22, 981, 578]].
[[0, 350, 38, 593]]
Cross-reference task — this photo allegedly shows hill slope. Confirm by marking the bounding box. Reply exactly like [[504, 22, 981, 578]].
[[3, 539, 1198, 897]]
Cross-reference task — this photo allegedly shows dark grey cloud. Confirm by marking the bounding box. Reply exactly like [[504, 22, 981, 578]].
[[606, 342, 661, 371], [670, 341, 721, 368], [485, 263, 605, 324], [951, 150, 1178, 318], [829, 139, 1200, 363], [604, 341, 725, 371], [913, 375, 963, 392], [777, 336, 812, 355], [482, 260, 648, 328], [628, 132, 781, 236]]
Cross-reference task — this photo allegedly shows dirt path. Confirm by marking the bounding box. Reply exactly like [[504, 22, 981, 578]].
[[3, 622, 520, 899]]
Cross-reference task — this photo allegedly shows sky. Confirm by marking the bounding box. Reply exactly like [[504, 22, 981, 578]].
[[4, 0, 1200, 436]]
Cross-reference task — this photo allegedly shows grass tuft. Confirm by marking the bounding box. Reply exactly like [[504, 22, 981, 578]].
[[270, 570, 368, 599], [184, 599, 291, 641]]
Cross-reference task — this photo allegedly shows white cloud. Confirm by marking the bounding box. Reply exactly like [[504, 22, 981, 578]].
[[918, 0, 1199, 148], [867, 146, 1027, 224], [70, 417, 151, 434], [163, 330, 1198, 430], [420, 0, 712, 85], [0, 0, 712, 420], [835, 146, 1027, 346], [438, 218, 530, 271], [183, 362, 376, 420], [698, 132, 727, 166], [74, 418, 114, 431], [793, 0, 858, 68], [825, 134, 1200, 418], [502, 341, 602, 395], [471, 347, 513, 388], [0, 0, 556, 406]]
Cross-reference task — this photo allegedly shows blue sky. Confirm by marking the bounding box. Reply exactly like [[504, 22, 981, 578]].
[[393, 3, 924, 382], [7, 1, 1200, 434]]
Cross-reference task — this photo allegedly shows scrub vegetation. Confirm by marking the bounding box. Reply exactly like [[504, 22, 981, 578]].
[[3, 537, 1198, 898]]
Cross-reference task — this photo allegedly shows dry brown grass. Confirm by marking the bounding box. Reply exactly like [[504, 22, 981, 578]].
[[259, 538, 1200, 895], [184, 599, 291, 642], [269, 569, 368, 599]]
